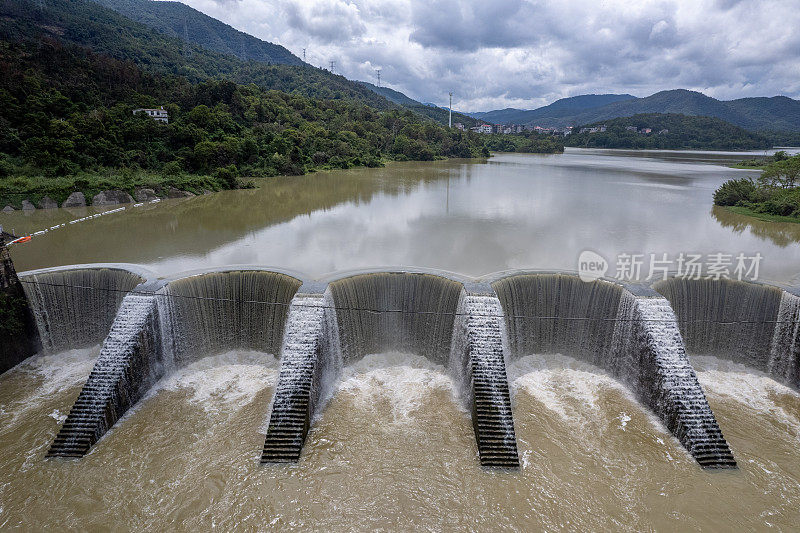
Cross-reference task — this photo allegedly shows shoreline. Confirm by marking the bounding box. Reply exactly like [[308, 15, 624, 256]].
[[721, 205, 800, 225], [0, 155, 494, 213]]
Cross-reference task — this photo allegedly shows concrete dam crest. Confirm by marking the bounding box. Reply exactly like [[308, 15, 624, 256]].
[[6, 264, 800, 470]]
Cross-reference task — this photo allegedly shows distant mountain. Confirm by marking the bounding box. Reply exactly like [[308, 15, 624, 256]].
[[470, 94, 635, 124], [356, 82, 420, 107], [565, 114, 771, 151], [476, 89, 800, 132], [357, 82, 479, 127], [92, 0, 303, 66]]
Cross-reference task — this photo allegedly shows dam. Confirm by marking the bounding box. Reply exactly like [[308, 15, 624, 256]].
[[3, 263, 797, 472], [2, 152, 800, 528]]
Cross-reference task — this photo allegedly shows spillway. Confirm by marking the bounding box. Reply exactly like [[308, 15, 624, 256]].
[[22, 265, 798, 469], [262, 272, 520, 466], [328, 272, 462, 364], [157, 270, 301, 366], [48, 269, 302, 457], [19, 267, 144, 353], [655, 278, 800, 390], [450, 289, 519, 468], [492, 273, 736, 468], [262, 290, 340, 463], [48, 291, 163, 457]]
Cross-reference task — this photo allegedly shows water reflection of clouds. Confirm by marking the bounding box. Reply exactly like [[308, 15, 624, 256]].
[[11, 150, 800, 283], [148, 153, 800, 282]]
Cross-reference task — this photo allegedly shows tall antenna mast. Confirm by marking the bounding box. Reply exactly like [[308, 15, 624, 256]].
[[448, 92, 453, 128], [376, 69, 381, 87]]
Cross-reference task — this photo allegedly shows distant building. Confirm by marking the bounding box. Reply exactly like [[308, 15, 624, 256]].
[[479, 124, 492, 134], [625, 126, 638, 132], [658, 129, 669, 135], [454, 122, 466, 131], [133, 106, 169, 123], [641, 128, 652, 134]]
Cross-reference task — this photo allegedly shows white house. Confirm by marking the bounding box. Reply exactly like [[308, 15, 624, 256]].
[[133, 106, 169, 123]]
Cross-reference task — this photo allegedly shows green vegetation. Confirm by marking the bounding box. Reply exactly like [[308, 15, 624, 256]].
[[92, 0, 302, 66], [483, 134, 565, 154], [729, 150, 791, 170], [0, 40, 489, 207], [714, 153, 800, 223], [566, 114, 772, 150], [0, 0, 392, 108]]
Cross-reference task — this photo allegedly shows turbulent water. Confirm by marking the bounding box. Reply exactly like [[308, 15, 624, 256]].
[[2, 150, 799, 528], [1, 349, 799, 530]]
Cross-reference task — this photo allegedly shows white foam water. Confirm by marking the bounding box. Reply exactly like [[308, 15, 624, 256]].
[[508, 353, 660, 433], [692, 355, 800, 437], [0, 347, 99, 426], [336, 352, 461, 425], [148, 351, 280, 414]]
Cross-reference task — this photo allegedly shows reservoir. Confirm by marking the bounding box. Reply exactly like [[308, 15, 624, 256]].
[[1, 148, 799, 530]]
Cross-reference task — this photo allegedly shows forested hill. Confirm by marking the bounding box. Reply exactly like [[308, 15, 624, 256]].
[[566, 90, 800, 132], [91, 0, 303, 66], [472, 90, 800, 132], [565, 114, 772, 150], [0, 0, 391, 108], [0, 38, 491, 207], [357, 82, 479, 128], [471, 94, 635, 125]]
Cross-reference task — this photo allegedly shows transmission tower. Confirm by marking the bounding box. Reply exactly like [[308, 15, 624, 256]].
[[376, 69, 381, 87], [302, 48, 306, 62], [329, 60, 336, 73], [448, 92, 453, 128]]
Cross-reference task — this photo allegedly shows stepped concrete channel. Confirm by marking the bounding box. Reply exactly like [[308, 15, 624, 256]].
[[11, 265, 799, 469]]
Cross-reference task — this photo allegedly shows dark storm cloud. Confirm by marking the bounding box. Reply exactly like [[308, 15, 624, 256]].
[[176, 0, 800, 110]]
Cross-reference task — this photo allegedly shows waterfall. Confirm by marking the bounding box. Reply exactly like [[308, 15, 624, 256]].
[[612, 295, 736, 468], [157, 271, 301, 366], [49, 269, 302, 458], [654, 278, 783, 370], [493, 273, 623, 363], [262, 291, 341, 463], [493, 273, 736, 468], [768, 292, 800, 389], [450, 291, 519, 468], [20, 268, 143, 353], [329, 272, 462, 365], [48, 292, 163, 457]]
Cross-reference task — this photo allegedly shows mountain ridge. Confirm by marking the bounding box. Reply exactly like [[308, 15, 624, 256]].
[[91, 0, 303, 66], [474, 89, 800, 131]]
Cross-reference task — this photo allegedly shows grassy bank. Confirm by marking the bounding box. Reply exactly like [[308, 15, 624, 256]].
[[721, 205, 800, 224], [713, 152, 800, 224], [0, 170, 234, 209]]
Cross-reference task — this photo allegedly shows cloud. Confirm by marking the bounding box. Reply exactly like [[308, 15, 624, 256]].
[[173, 0, 800, 111]]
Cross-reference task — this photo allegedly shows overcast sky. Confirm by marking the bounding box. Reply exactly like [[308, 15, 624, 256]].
[[173, 0, 800, 112]]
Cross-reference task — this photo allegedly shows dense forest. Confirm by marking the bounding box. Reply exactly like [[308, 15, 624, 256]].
[[0, 0, 392, 108], [0, 40, 492, 207], [92, 0, 303, 66], [565, 114, 772, 150], [714, 152, 800, 222]]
